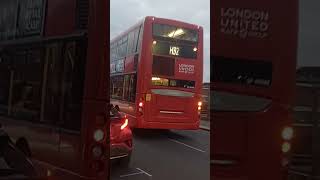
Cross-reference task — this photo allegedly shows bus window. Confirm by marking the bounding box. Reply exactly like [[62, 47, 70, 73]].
[[111, 76, 124, 99], [7, 48, 42, 122], [212, 91, 272, 112], [128, 74, 137, 102], [151, 77, 195, 89], [123, 75, 130, 100], [127, 28, 140, 55], [212, 56, 273, 87], [58, 41, 86, 131], [152, 24, 198, 42], [111, 74, 137, 103], [152, 55, 175, 76]]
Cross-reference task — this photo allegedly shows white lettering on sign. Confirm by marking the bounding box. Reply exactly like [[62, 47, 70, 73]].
[[169, 46, 180, 56], [179, 64, 195, 74], [220, 8, 270, 39]]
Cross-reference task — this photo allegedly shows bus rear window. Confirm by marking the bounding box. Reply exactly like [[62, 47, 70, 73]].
[[152, 55, 175, 76], [151, 77, 195, 89], [212, 91, 271, 112], [212, 56, 272, 87], [153, 24, 198, 42]]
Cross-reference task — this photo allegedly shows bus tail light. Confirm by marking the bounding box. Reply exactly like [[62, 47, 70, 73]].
[[121, 119, 129, 130], [92, 145, 104, 158], [93, 129, 104, 142], [138, 101, 144, 115], [197, 101, 202, 111], [282, 127, 293, 140], [282, 142, 291, 153]]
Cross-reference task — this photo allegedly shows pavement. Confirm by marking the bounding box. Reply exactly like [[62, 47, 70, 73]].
[[110, 128, 210, 180]]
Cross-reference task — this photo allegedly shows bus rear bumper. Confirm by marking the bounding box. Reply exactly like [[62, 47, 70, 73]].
[[137, 121, 200, 130]]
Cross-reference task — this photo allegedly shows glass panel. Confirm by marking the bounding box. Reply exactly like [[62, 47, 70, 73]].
[[212, 56, 272, 87], [111, 76, 124, 100], [152, 55, 175, 76], [151, 89, 194, 97], [0, 39, 86, 131], [211, 91, 272, 112], [110, 74, 137, 102], [153, 24, 198, 42], [151, 77, 195, 89]]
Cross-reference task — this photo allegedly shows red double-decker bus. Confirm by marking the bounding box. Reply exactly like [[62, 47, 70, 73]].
[[110, 16, 203, 130], [0, 0, 109, 179], [211, 0, 298, 180]]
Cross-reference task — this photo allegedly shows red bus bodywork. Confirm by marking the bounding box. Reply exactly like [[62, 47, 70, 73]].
[[211, 1, 298, 180], [111, 16, 203, 130], [0, 0, 109, 179]]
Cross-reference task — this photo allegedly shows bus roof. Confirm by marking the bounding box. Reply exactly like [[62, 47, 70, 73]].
[[110, 16, 203, 43]]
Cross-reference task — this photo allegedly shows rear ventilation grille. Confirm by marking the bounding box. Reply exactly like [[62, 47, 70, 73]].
[[77, 0, 89, 30]]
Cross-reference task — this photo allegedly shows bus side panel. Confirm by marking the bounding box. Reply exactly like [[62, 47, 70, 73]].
[[80, 0, 109, 178], [212, 0, 298, 104], [45, 0, 76, 37], [211, 0, 298, 180]]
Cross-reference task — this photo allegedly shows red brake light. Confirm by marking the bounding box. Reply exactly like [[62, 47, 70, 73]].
[[121, 119, 129, 130], [139, 102, 143, 107]]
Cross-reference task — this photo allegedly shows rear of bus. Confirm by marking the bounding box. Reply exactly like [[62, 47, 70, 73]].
[[211, 1, 298, 180], [136, 17, 203, 129]]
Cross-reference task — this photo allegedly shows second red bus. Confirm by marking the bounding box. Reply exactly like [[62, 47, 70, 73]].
[[110, 16, 204, 130]]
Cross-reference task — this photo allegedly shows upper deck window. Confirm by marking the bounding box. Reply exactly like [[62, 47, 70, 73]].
[[153, 24, 198, 42]]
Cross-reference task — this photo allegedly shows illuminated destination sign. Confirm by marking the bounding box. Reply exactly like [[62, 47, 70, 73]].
[[152, 41, 197, 59], [169, 46, 180, 56]]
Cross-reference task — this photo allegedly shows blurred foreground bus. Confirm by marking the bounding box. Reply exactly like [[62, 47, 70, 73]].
[[211, 1, 298, 180], [0, 0, 109, 179]]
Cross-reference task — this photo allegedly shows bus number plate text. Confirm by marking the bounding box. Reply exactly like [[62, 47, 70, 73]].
[[169, 46, 180, 56]]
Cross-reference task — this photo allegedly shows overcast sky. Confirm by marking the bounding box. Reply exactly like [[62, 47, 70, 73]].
[[111, 0, 210, 82], [298, 0, 320, 68]]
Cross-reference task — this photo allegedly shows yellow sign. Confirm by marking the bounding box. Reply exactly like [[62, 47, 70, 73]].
[[146, 94, 151, 101]]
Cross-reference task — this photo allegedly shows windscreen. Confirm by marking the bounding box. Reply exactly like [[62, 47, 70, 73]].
[[153, 24, 198, 42]]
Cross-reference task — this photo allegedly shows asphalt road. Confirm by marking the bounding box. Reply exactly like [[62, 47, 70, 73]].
[[110, 128, 210, 180]]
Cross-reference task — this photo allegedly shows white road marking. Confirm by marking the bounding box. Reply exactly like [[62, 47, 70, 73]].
[[119, 167, 152, 178], [136, 167, 152, 177], [168, 138, 206, 153], [120, 172, 144, 178]]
